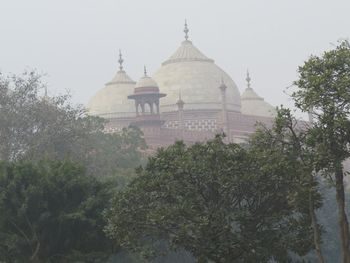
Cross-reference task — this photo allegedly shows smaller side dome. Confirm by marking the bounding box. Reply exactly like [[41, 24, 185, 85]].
[[240, 71, 276, 118], [128, 67, 166, 123], [87, 50, 136, 118], [241, 88, 264, 101], [135, 66, 161, 94], [130, 66, 166, 98], [136, 76, 158, 89]]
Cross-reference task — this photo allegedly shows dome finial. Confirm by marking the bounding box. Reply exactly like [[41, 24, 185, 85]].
[[246, 69, 252, 89], [118, 49, 124, 71], [184, 19, 189, 41], [144, 65, 147, 77]]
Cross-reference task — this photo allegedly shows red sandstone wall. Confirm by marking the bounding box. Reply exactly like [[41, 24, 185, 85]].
[[102, 110, 275, 148]]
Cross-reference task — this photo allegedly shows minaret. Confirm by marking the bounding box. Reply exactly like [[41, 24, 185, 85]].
[[219, 77, 229, 138], [176, 91, 185, 139]]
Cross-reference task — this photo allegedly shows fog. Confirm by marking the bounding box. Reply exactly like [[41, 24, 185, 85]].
[[0, 0, 349, 112]]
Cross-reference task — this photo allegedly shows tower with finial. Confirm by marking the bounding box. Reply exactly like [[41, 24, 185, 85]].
[[241, 69, 276, 118], [218, 77, 229, 137], [184, 19, 189, 41], [176, 90, 185, 110], [176, 90, 185, 139], [219, 76, 227, 93]]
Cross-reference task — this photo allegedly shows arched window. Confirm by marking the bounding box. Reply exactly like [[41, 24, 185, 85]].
[[144, 103, 151, 114]]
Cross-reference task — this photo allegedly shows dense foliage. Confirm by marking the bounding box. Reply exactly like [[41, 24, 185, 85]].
[[105, 134, 318, 263], [0, 70, 146, 178], [2, 41, 350, 263], [0, 160, 114, 263], [0, 71, 147, 262], [292, 40, 350, 263], [302, 185, 350, 263]]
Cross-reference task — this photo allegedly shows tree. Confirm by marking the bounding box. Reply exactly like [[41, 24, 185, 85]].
[[105, 136, 316, 263], [0, 160, 115, 263], [0, 70, 146, 177], [0, 70, 98, 162], [85, 126, 147, 179], [292, 40, 350, 263], [251, 108, 325, 263], [302, 184, 350, 263]]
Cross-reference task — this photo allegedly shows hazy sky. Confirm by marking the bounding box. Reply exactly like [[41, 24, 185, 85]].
[[1, 0, 349, 112]]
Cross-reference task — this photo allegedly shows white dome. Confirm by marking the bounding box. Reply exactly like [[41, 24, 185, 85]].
[[136, 75, 158, 88], [87, 70, 136, 118], [152, 40, 241, 112], [241, 88, 276, 118]]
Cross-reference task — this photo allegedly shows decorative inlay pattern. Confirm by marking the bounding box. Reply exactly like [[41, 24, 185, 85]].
[[164, 119, 217, 132]]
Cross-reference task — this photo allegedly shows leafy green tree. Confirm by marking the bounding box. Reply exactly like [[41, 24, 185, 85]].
[[0, 70, 99, 162], [0, 70, 146, 177], [302, 184, 350, 263], [251, 107, 325, 263], [0, 160, 115, 263], [85, 126, 147, 179], [292, 40, 350, 263], [105, 136, 316, 263]]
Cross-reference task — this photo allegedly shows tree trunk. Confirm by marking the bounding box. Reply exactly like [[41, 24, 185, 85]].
[[309, 189, 325, 263], [335, 166, 350, 263], [30, 241, 41, 263]]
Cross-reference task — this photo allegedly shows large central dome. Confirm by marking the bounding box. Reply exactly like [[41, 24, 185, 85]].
[[153, 38, 241, 113]]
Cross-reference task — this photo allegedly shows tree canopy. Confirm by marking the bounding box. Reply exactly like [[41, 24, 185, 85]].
[[292, 40, 350, 263], [0, 70, 146, 178], [0, 160, 115, 263], [105, 133, 318, 263]]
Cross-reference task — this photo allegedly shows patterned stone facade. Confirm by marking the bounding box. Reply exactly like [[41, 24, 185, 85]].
[[103, 108, 274, 149]]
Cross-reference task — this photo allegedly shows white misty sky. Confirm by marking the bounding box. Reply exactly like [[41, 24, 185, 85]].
[[0, 0, 349, 114]]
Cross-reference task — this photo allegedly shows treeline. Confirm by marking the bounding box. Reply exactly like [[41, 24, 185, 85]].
[[1, 41, 350, 263], [0, 70, 146, 262]]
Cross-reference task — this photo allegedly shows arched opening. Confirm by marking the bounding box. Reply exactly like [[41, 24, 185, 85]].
[[144, 103, 151, 114]]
